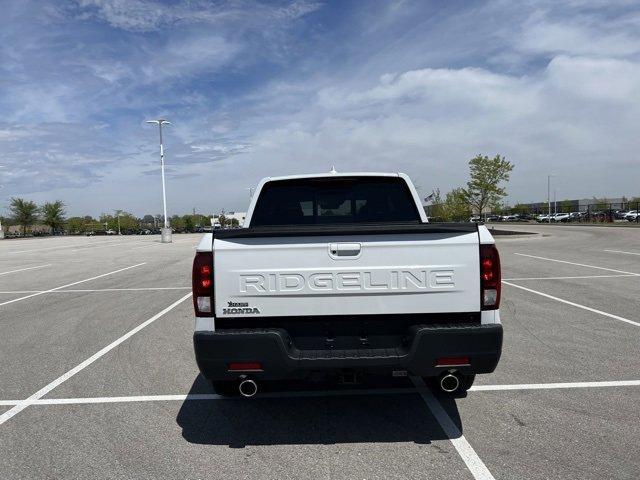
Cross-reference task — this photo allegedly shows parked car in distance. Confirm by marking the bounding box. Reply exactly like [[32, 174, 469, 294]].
[[625, 210, 639, 221], [536, 214, 550, 223], [500, 214, 518, 222], [552, 213, 571, 222], [469, 216, 481, 223], [106, 229, 117, 235]]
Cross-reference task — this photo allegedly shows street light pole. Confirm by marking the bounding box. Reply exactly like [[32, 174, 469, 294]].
[[146, 119, 172, 243], [547, 174, 555, 224], [0, 166, 5, 239], [117, 211, 122, 235]]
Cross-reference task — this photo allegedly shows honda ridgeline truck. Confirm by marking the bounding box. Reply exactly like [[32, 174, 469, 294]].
[[192, 172, 503, 396]]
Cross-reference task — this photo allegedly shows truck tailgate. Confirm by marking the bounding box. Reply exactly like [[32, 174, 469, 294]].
[[213, 230, 480, 318]]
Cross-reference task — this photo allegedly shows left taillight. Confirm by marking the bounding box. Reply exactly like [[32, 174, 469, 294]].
[[480, 244, 501, 310], [192, 251, 213, 316]]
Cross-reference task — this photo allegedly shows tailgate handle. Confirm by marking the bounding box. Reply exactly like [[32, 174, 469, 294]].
[[329, 242, 361, 257]]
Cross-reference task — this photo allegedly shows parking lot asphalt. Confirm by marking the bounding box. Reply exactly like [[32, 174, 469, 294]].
[[0, 226, 638, 479]]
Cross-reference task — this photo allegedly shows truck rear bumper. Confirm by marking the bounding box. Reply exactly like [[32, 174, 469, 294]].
[[194, 323, 503, 381]]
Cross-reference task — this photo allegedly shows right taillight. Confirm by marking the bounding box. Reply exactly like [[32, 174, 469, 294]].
[[192, 251, 213, 317], [480, 244, 501, 310]]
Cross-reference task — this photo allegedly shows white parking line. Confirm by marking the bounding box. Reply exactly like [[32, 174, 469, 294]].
[[0, 264, 51, 276], [5, 241, 124, 255], [0, 292, 192, 426], [0, 263, 146, 307], [503, 281, 640, 327], [0, 379, 638, 407], [604, 249, 640, 256], [503, 274, 636, 281], [470, 380, 640, 391], [0, 287, 190, 294], [514, 253, 640, 276], [412, 377, 495, 480]]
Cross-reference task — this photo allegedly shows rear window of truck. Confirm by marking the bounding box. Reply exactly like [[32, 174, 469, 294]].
[[250, 177, 421, 226]]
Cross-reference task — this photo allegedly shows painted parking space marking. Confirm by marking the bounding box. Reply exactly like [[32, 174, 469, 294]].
[[412, 377, 495, 480], [0, 292, 192, 426], [514, 253, 640, 276], [503, 281, 640, 327], [0, 264, 52, 276], [470, 379, 640, 391], [0, 287, 190, 294], [503, 274, 636, 281], [0, 263, 146, 307], [0, 379, 638, 407], [604, 249, 640, 256]]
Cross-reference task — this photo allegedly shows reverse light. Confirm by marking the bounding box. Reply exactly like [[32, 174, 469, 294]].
[[480, 244, 501, 310], [192, 251, 214, 317]]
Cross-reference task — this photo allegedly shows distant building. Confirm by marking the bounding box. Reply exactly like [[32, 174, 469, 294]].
[[518, 198, 632, 213]]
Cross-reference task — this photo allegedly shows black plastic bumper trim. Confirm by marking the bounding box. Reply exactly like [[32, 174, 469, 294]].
[[194, 323, 503, 381]]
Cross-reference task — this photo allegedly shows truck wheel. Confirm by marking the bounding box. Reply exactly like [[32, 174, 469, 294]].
[[211, 380, 237, 396]]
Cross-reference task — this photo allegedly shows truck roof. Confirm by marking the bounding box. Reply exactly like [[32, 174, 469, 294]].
[[262, 171, 403, 182]]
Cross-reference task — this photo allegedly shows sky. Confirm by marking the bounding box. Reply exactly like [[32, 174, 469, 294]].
[[1, 0, 639, 217]]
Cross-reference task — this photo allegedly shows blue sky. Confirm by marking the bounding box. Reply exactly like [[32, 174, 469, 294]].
[[1, 0, 639, 216]]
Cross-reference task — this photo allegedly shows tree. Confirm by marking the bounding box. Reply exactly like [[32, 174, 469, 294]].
[[443, 188, 472, 221], [463, 154, 514, 216], [170, 215, 185, 232], [183, 215, 195, 232], [511, 203, 531, 215], [427, 188, 471, 221], [66, 216, 87, 234], [427, 189, 446, 221], [560, 200, 573, 213], [10, 197, 39, 236], [41, 200, 66, 233]]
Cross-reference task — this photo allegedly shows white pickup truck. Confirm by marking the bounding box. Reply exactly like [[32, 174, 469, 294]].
[[192, 172, 503, 396]]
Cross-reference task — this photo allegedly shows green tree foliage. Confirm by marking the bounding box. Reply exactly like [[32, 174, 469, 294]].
[[443, 188, 471, 221], [511, 203, 531, 215], [99, 212, 139, 233], [9, 197, 39, 235], [560, 200, 573, 213], [463, 154, 514, 215], [66, 217, 87, 234], [41, 200, 66, 233], [428, 188, 471, 221], [170, 215, 185, 232]]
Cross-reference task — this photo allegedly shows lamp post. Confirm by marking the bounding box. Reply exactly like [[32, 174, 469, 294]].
[[146, 119, 172, 243], [547, 174, 555, 224], [0, 166, 5, 239], [116, 210, 122, 235]]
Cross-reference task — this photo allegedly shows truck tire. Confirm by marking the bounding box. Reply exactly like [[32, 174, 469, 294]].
[[211, 380, 237, 396]]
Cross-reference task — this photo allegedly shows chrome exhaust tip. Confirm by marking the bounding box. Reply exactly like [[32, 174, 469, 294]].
[[439, 373, 460, 393], [238, 378, 258, 397]]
